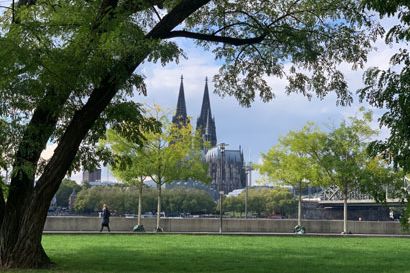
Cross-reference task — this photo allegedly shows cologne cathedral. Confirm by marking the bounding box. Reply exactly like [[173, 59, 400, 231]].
[[170, 76, 246, 198]]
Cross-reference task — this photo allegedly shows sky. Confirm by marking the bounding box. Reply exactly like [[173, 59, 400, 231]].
[[132, 26, 399, 185], [16, 6, 399, 185]]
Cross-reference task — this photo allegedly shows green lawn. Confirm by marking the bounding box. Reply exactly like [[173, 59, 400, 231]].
[[11, 235, 410, 273]]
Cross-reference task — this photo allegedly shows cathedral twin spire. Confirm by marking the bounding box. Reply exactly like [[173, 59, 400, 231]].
[[172, 76, 217, 147], [196, 77, 217, 147], [172, 75, 188, 127]]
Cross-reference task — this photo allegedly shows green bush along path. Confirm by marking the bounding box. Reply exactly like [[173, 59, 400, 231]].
[[12, 235, 410, 273]]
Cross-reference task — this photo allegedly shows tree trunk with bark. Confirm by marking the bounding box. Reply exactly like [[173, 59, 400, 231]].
[[297, 181, 302, 226], [156, 183, 162, 231], [137, 181, 143, 226], [0, 187, 59, 268], [343, 186, 348, 234]]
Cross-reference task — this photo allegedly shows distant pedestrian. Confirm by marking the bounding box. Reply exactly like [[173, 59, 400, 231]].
[[100, 204, 111, 232], [389, 209, 394, 221]]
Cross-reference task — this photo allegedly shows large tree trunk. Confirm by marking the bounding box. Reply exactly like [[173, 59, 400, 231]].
[[0, 89, 72, 268], [0, 191, 53, 268]]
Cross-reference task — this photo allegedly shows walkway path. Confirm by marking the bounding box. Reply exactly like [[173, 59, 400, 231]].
[[43, 231, 410, 238]]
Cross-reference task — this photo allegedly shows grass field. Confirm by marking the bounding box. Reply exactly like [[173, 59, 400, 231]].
[[11, 234, 410, 273]]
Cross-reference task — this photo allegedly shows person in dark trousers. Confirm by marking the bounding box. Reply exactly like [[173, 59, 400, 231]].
[[100, 204, 111, 232]]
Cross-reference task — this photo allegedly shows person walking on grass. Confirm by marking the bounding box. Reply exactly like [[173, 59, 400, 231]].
[[100, 204, 111, 232]]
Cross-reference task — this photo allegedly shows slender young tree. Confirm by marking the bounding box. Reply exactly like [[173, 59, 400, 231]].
[[103, 128, 151, 230], [134, 106, 208, 231], [257, 123, 329, 227], [0, 0, 382, 268], [322, 110, 377, 233]]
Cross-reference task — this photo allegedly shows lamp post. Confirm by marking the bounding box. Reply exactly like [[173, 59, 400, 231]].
[[297, 178, 310, 226], [219, 190, 224, 233], [218, 143, 228, 234], [244, 162, 252, 219]]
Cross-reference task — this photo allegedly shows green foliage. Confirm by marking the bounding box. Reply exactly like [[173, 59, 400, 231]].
[[139, 107, 209, 186], [359, 1, 410, 172], [74, 186, 215, 215], [162, 188, 215, 215], [103, 106, 209, 188], [0, 0, 168, 178], [0, 118, 23, 175], [0, 0, 382, 166], [258, 109, 402, 202], [103, 128, 150, 187], [323, 112, 376, 193], [258, 109, 403, 231], [55, 179, 82, 208], [74, 186, 142, 213], [223, 188, 296, 217], [359, 157, 404, 203], [256, 122, 329, 189], [187, 0, 383, 106]]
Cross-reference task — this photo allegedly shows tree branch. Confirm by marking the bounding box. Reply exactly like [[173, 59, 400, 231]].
[[224, 10, 265, 30], [152, 6, 162, 21], [162, 30, 266, 46], [146, 0, 211, 39], [211, 22, 256, 36]]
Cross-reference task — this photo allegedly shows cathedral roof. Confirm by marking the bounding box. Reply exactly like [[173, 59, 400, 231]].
[[205, 147, 243, 163]]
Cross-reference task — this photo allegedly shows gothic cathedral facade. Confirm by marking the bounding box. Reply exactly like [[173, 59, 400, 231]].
[[171, 76, 246, 197]]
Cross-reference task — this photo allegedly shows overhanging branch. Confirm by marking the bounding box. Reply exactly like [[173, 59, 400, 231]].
[[162, 30, 266, 46], [147, 0, 211, 39]]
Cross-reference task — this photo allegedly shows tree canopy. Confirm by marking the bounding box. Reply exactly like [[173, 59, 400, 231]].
[[257, 123, 329, 188]]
